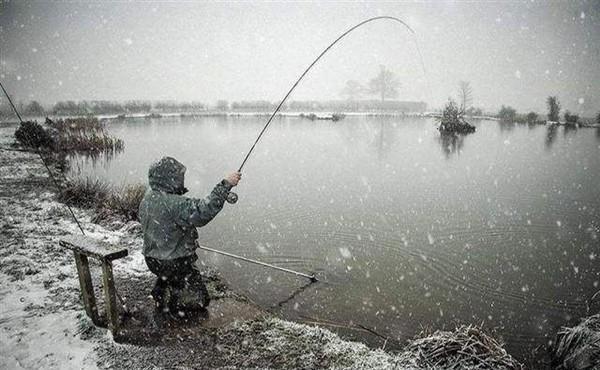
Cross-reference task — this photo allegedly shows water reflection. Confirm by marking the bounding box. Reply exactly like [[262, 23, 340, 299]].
[[498, 120, 516, 132], [545, 124, 559, 149], [375, 120, 399, 159], [563, 124, 578, 137], [437, 132, 466, 158]]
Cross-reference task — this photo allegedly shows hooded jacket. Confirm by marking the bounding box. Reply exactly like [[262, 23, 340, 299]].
[[139, 157, 232, 260]]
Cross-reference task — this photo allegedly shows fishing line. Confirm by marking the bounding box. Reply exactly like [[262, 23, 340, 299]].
[[236, 16, 428, 174], [0, 80, 86, 235]]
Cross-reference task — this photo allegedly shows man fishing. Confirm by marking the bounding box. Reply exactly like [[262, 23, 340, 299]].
[[139, 156, 241, 317]]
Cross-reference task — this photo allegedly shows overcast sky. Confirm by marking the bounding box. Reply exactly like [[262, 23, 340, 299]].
[[1, 1, 598, 115]]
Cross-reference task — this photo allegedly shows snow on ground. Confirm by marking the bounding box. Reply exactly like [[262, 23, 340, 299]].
[[0, 277, 99, 369], [0, 145, 131, 369]]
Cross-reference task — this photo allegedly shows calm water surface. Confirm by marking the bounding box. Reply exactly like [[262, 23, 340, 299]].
[[70, 116, 600, 366]]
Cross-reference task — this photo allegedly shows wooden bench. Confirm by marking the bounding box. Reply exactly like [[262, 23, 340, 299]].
[[59, 235, 128, 336]]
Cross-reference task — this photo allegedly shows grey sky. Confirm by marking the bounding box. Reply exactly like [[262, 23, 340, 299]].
[[1, 1, 598, 115]]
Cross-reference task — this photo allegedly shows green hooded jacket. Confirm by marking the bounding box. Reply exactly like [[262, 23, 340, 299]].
[[139, 156, 232, 260]]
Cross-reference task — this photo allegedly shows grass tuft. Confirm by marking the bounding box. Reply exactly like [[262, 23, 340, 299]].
[[94, 183, 146, 222], [58, 177, 110, 208], [58, 177, 145, 222]]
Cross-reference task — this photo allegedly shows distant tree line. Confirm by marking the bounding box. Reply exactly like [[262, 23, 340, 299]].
[[1, 97, 429, 118], [496, 96, 592, 126], [0, 100, 209, 117]]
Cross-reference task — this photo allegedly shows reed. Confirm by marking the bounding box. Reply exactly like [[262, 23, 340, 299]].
[[15, 117, 124, 153], [58, 177, 111, 208], [59, 177, 146, 222], [94, 183, 146, 222], [47, 117, 124, 152]]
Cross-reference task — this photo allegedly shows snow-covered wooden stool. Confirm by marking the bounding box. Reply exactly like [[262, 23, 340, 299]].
[[59, 235, 128, 336]]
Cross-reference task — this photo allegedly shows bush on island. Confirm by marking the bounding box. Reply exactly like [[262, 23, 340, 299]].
[[438, 99, 476, 134]]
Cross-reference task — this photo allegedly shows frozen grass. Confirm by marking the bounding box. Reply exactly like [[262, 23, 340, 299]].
[[217, 318, 405, 369], [398, 325, 524, 369], [93, 183, 146, 222], [58, 177, 145, 222], [58, 177, 111, 208], [217, 318, 524, 369], [552, 314, 600, 370]]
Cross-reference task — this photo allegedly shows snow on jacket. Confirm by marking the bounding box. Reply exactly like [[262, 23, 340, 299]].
[[139, 156, 232, 260]]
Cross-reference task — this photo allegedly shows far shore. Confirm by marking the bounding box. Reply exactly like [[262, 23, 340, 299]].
[[4, 111, 600, 128], [2, 110, 501, 123]]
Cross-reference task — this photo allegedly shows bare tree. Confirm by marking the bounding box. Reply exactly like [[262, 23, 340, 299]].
[[340, 80, 364, 101], [216, 100, 229, 112], [458, 81, 472, 113], [368, 65, 400, 102], [547, 96, 560, 122]]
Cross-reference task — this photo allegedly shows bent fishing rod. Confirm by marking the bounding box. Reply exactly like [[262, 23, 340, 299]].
[[224, 15, 426, 205], [213, 16, 426, 281]]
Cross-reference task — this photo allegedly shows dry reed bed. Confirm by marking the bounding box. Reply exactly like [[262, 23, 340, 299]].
[[14, 117, 123, 153], [58, 176, 145, 223]]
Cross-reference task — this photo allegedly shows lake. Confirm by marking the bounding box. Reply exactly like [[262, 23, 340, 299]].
[[69, 115, 600, 366]]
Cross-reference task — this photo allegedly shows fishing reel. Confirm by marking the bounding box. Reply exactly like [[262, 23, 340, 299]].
[[226, 191, 238, 204]]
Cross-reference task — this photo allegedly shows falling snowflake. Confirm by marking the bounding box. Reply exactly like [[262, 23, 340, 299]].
[[339, 247, 352, 258]]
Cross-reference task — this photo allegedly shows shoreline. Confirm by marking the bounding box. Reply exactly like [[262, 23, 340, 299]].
[[4, 112, 600, 129], [1, 110, 500, 123]]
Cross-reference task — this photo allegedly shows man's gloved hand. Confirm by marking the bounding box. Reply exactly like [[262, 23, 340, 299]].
[[224, 171, 242, 187]]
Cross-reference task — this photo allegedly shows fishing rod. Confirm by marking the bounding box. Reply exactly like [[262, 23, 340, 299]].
[[225, 16, 426, 205], [0, 80, 86, 235]]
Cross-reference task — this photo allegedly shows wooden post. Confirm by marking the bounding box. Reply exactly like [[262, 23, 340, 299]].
[[101, 260, 119, 335], [73, 252, 100, 325]]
